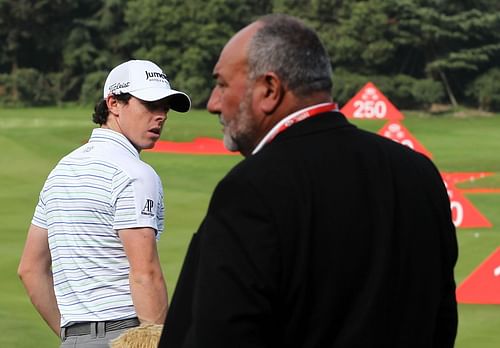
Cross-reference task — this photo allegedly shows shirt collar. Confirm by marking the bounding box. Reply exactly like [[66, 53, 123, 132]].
[[88, 128, 140, 158]]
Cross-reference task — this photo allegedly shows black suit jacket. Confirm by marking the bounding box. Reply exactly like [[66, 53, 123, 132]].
[[159, 112, 458, 348]]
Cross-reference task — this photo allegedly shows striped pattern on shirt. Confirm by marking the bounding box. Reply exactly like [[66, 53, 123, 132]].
[[32, 128, 164, 326]]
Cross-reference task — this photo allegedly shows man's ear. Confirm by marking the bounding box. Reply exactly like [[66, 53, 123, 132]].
[[106, 95, 120, 116], [256, 72, 284, 115]]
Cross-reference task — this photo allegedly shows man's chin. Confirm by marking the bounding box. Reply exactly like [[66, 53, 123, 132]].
[[223, 137, 239, 153], [139, 141, 157, 151], [223, 136, 254, 157]]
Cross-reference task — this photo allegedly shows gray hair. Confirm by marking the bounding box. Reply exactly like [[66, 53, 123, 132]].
[[247, 14, 332, 97]]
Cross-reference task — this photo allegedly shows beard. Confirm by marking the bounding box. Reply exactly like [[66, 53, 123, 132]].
[[222, 86, 259, 156]]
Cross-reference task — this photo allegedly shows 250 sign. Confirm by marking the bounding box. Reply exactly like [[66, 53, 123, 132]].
[[353, 100, 387, 119]]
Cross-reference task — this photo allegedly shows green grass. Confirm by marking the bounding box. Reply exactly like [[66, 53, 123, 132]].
[[1, 106, 499, 347]]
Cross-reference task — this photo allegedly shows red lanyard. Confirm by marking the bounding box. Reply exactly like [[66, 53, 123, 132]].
[[252, 102, 338, 154]]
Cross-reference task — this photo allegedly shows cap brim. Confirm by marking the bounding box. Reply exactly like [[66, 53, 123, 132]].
[[131, 88, 191, 113]]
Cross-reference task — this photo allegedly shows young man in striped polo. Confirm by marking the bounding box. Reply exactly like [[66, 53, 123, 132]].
[[18, 60, 191, 347]]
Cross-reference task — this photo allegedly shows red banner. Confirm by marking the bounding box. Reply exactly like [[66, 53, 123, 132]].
[[442, 173, 493, 228], [457, 247, 500, 304], [378, 121, 433, 158], [340, 82, 404, 120], [147, 137, 238, 155]]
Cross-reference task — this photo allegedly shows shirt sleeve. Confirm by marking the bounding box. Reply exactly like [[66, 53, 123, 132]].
[[156, 176, 165, 239], [112, 167, 164, 236], [31, 188, 48, 229]]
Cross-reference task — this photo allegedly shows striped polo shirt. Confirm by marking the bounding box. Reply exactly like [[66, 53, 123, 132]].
[[32, 128, 165, 326]]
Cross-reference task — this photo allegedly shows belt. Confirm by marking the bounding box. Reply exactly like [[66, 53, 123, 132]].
[[63, 317, 140, 337]]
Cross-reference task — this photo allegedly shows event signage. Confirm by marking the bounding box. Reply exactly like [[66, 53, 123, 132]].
[[341, 82, 493, 229], [378, 121, 433, 158], [340, 82, 404, 120], [441, 173, 493, 228], [456, 247, 500, 304]]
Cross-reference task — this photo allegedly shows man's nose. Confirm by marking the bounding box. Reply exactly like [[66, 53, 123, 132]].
[[206, 88, 220, 114], [154, 112, 167, 123]]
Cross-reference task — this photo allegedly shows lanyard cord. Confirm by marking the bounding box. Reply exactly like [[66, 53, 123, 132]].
[[252, 102, 338, 155]]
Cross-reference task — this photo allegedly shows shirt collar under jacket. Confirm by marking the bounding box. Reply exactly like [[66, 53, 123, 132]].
[[88, 128, 140, 158]]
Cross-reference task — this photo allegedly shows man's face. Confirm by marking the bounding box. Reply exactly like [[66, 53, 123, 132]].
[[207, 23, 263, 157], [115, 96, 168, 151], [208, 71, 259, 155]]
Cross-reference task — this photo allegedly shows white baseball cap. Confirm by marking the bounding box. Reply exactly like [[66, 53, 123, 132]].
[[103, 60, 191, 112]]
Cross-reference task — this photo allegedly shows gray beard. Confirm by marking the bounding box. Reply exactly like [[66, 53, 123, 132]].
[[223, 133, 239, 152], [222, 85, 257, 155]]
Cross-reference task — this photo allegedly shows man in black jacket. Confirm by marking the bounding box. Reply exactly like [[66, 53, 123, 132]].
[[159, 14, 458, 348]]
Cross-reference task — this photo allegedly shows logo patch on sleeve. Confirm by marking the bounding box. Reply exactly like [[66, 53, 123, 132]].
[[141, 199, 155, 217]]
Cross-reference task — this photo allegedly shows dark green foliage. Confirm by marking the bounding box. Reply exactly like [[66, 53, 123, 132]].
[[333, 68, 445, 109], [0, 0, 498, 110], [386, 0, 500, 106], [80, 71, 108, 105], [466, 68, 500, 111], [0, 69, 61, 106], [121, 0, 271, 106], [0, 0, 80, 72], [411, 78, 446, 109]]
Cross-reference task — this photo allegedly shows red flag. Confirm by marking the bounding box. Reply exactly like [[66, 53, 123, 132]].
[[442, 174, 492, 228], [378, 121, 433, 158], [457, 247, 500, 304], [340, 82, 404, 120]]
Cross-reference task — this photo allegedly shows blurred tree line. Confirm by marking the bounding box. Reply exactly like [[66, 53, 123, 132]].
[[1, 0, 499, 111]]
